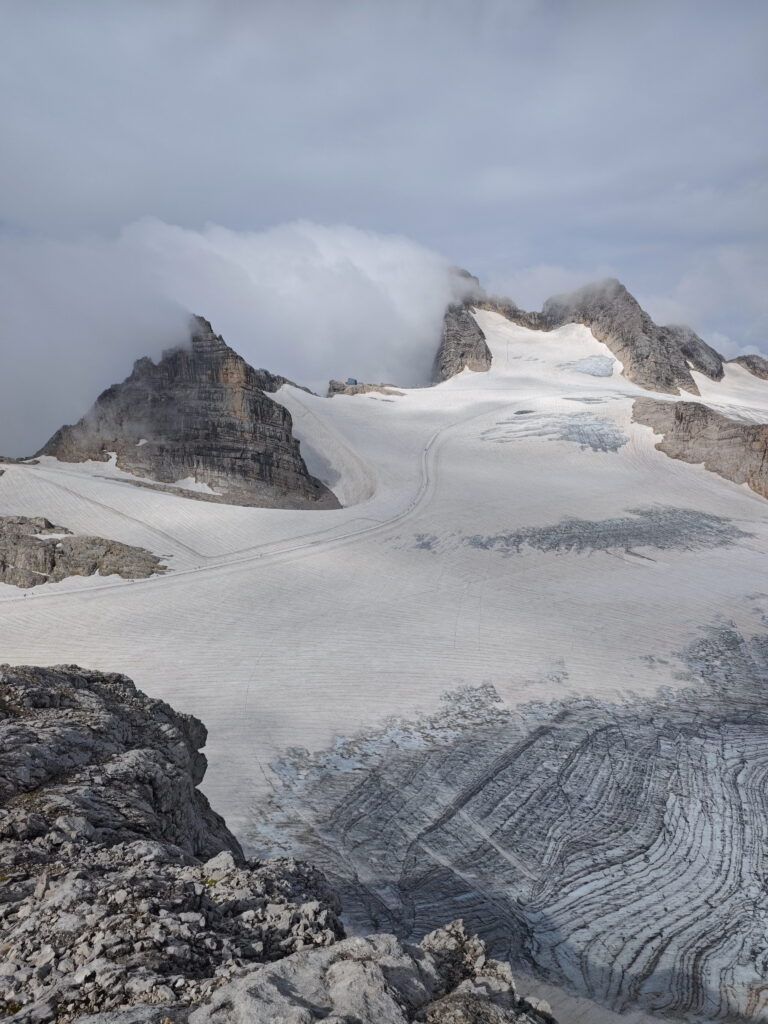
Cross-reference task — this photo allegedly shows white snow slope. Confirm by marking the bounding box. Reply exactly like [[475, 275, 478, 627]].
[[3, 310, 768, 1023]]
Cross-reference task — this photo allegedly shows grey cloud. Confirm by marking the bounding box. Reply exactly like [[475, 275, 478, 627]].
[[0, 0, 765, 445], [0, 220, 471, 455]]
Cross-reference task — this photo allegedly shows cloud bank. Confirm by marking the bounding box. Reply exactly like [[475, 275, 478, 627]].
[[0, 221, 472, 456]]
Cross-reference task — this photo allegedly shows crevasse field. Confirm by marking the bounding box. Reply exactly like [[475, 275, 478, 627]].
[[3, 311, 768, 1023]]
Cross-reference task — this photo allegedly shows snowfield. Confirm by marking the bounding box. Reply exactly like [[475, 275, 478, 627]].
[[3, 311, 768, 1023]]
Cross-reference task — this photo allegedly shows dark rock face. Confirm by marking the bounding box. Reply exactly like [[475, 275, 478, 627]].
[[540, 279, 723, 394], [729, 353, 768, 379], [38, 317, 339, 510], [0, 516, 165, 588], [633, 397, 768, 499], [433, 305, 493, 382], [0, 665, 343, 1021]]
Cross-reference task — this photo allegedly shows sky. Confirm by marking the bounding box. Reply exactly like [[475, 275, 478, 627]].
[[0, 0, 766, 453]]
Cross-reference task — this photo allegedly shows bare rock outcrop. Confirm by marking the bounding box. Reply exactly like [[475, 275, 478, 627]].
[[38, 317, 338, 510], [633, 396, 768, 498], [327, 379, 405, 397], [539, 279, 723, 394], [187, 920, 554, 1024], [0, 665, 343, 1021], [729, 353, 768, 379], [0, 665, 555, 1024], [0, 516, 165, 588], [433, 305, 493, 383]]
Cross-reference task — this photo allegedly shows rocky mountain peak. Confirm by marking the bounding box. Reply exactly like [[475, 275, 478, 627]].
[[37, 316, 338, 509]]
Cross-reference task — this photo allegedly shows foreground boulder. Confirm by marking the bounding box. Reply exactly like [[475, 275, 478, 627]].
[[633, 397, 768, 499], [0, 516, 165, 588], [38, 316, 339, 510], [0, 665, 342, 1021], [0, 665, 555, 1023], [187, 920, 553, 1024], [729, 353, 768, 379]]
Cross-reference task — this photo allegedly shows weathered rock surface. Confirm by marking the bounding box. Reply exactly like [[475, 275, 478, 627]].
[[0, 666, 551, 1024], [448, 278, 725, 395], [728, 353, 768, 379], [0, 516, 165, 588], [187, 920, 553, 1024], [540, 280, 724, 394], [433, 305, 493, 382], [328, 379, 405, 397], [38, 316, 339, 510], [633, 397, 768, 499], [0, 665, 342, 1021]]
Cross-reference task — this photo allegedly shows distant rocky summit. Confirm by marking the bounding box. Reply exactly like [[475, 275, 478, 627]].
[[0, 516, 165, 588], [728, 353, 768, 379], [327, 379, 404, 397], [0, 664, 555, 1024], [38, 316, 339, 510], [435, 277, 728, 397], [633, 397, 768, 499], [539, 279, 724, 395]]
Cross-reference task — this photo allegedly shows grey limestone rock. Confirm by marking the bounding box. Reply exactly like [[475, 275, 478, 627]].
[[540, 280, 723, 394], [0, 516, 165, 589], [0, 665, 343, 1022], [327, 379, 405, 397], [633, 396, 768, 499], [433, 305, 493, 383], [728, 353, 768, 379], [38, 316, 338, 510], [452, 278, 726, 396], [187, 921, 553, 1024]]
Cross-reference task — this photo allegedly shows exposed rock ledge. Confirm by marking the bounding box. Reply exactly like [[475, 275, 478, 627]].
[[0, 665, 555, 1024], [633, 397, 768, 499], [728, 353, 768, 379], [327, 379, 405, 397], [0, 516, 165, 589], [37, 316, 338, 511]]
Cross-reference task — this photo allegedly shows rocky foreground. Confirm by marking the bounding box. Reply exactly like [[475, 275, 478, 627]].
[[0, 517, 165, 589], [0, 664, 555, 1023]]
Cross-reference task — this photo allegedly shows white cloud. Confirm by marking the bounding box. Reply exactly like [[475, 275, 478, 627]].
[[0, 220, 471, 456]]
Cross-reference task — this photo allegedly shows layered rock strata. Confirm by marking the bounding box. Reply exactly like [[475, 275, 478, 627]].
[[38, 317, 338, 510], [633, 397, 768, 499], [436, 278, 728, 397], [0, 516, 165, 588], [433, 305, 493, 382]]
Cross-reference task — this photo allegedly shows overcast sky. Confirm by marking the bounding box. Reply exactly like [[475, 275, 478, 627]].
[[1, 0, 766, 453]]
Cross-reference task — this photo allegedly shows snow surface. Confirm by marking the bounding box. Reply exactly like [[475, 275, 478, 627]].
[[2, 311, 768, 1022]]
